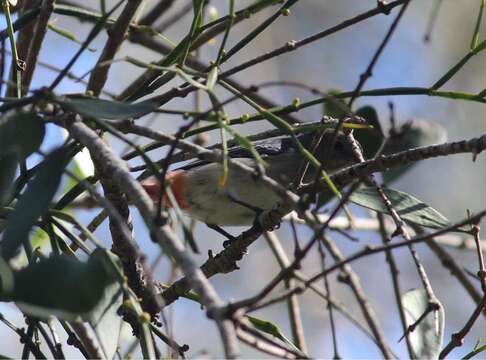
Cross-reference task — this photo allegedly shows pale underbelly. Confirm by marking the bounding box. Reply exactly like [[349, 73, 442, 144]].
[[183, 162, 283, 226]]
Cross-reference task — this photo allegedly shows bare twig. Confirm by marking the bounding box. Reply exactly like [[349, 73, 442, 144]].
[[439, 294, 486, 358], [471, 219, 486, 291], [70, 321, 105, 360], [139, 0, 175, 26], [65, 117, 239, 359], [22, 0, 55, 92], [264, 231, 308, 354], [378, 214, 414, 357], [87, 0, 143, 96], [321, 236, 393, 358]]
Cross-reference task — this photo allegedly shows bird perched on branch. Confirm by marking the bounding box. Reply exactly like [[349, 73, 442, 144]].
[[140, 131, 358, 227]]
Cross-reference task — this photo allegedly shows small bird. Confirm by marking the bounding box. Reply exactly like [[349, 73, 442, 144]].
[[140, 131, 357, 227]]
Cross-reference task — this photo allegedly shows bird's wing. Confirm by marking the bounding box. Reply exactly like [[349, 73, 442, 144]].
[[177, 136, 297, 171]]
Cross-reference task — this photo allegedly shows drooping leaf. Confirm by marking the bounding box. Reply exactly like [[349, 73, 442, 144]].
[[48, 23, 96, 52], [84, 250, 123, 360], [0, 150, 18, 206], [383, 119, 446, 183], [0, 255, 14, 299], [247, 315, 299, 351], [322, 89, 347, 119], [402, 289, 444, 359], [1, 148, 68, 260], [0, 112, 45, 206], [0, 111, 45, 160], [5, 250, 120, 321], [350, 187, 451, 230], [58, 96, 156, 120]]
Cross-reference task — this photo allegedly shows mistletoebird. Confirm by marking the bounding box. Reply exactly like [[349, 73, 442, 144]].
[[140, 131, 358, 227]]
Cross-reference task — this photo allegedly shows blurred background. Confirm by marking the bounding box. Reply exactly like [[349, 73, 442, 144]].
[[1, 0, 486, 358]]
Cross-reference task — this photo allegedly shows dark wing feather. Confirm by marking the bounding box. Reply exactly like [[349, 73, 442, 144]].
[[177, 135, 300, 171]]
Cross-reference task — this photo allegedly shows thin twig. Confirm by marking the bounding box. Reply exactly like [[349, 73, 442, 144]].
[[317, 239, 340, 359], [65, 117, 239, 359], [70, 321, 105, 360], [87, 0, 143, 96], [471, 219, 486, 291], [22, 0, 55, 92], [139, 0, 175, 26], [264, 231, 308, 354], [439, 293, 486, 358], [321, 236, 393, 358], [378, 214, 414, 357]]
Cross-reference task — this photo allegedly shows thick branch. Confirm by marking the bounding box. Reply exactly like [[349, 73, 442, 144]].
[[65, 118, 239, 358], [87, 0, 143, 96], [327, 133, 486, 189]]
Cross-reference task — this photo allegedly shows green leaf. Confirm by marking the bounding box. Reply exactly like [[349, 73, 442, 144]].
[[0, 150, 18, 206], [6, 250, 119, 321], [206, 67, 218, 91], [402, 289, 444, 359], [64, 147, 94, 194], [350, 187, 451, 230], [84, 250, 123, 360], [48, 23, 96, 52], [322, 90, 347, 119], [1, 148, 68, 260], [0, 255, 14, 299], [30, 227, 50, 250], [383, 120, 446, 184], [247, 315, 299, 351], [0, 111, 45, 160], [58, 96, 156, 120], [463, 343, 486, 359], [221, 122, 267, 167], [473, 39, 486, 53], [354, 105, 383, 159]]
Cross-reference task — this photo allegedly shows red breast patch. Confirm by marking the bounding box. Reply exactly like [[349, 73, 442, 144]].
[[163, 170, 188, 210], [140, 171, 188, 210]]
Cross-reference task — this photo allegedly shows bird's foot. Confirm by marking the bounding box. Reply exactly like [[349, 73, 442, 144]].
[[256, 202, 290, 231], [206, 223, 237, 248]]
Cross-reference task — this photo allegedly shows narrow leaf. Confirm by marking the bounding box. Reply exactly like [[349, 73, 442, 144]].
[[58, 96, 156, 120], [323, 90, 347, 119], [463, 344, 486, 359], [48, 23, 96, 52], [247, 315, 298, 351], [350, 187, 451, 230], [1, 148, 68, 260], [206, 67, 218, 91], [0, 151, 18, 206], [402, 289, 444, 359], [473, 39, 486, 53]]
